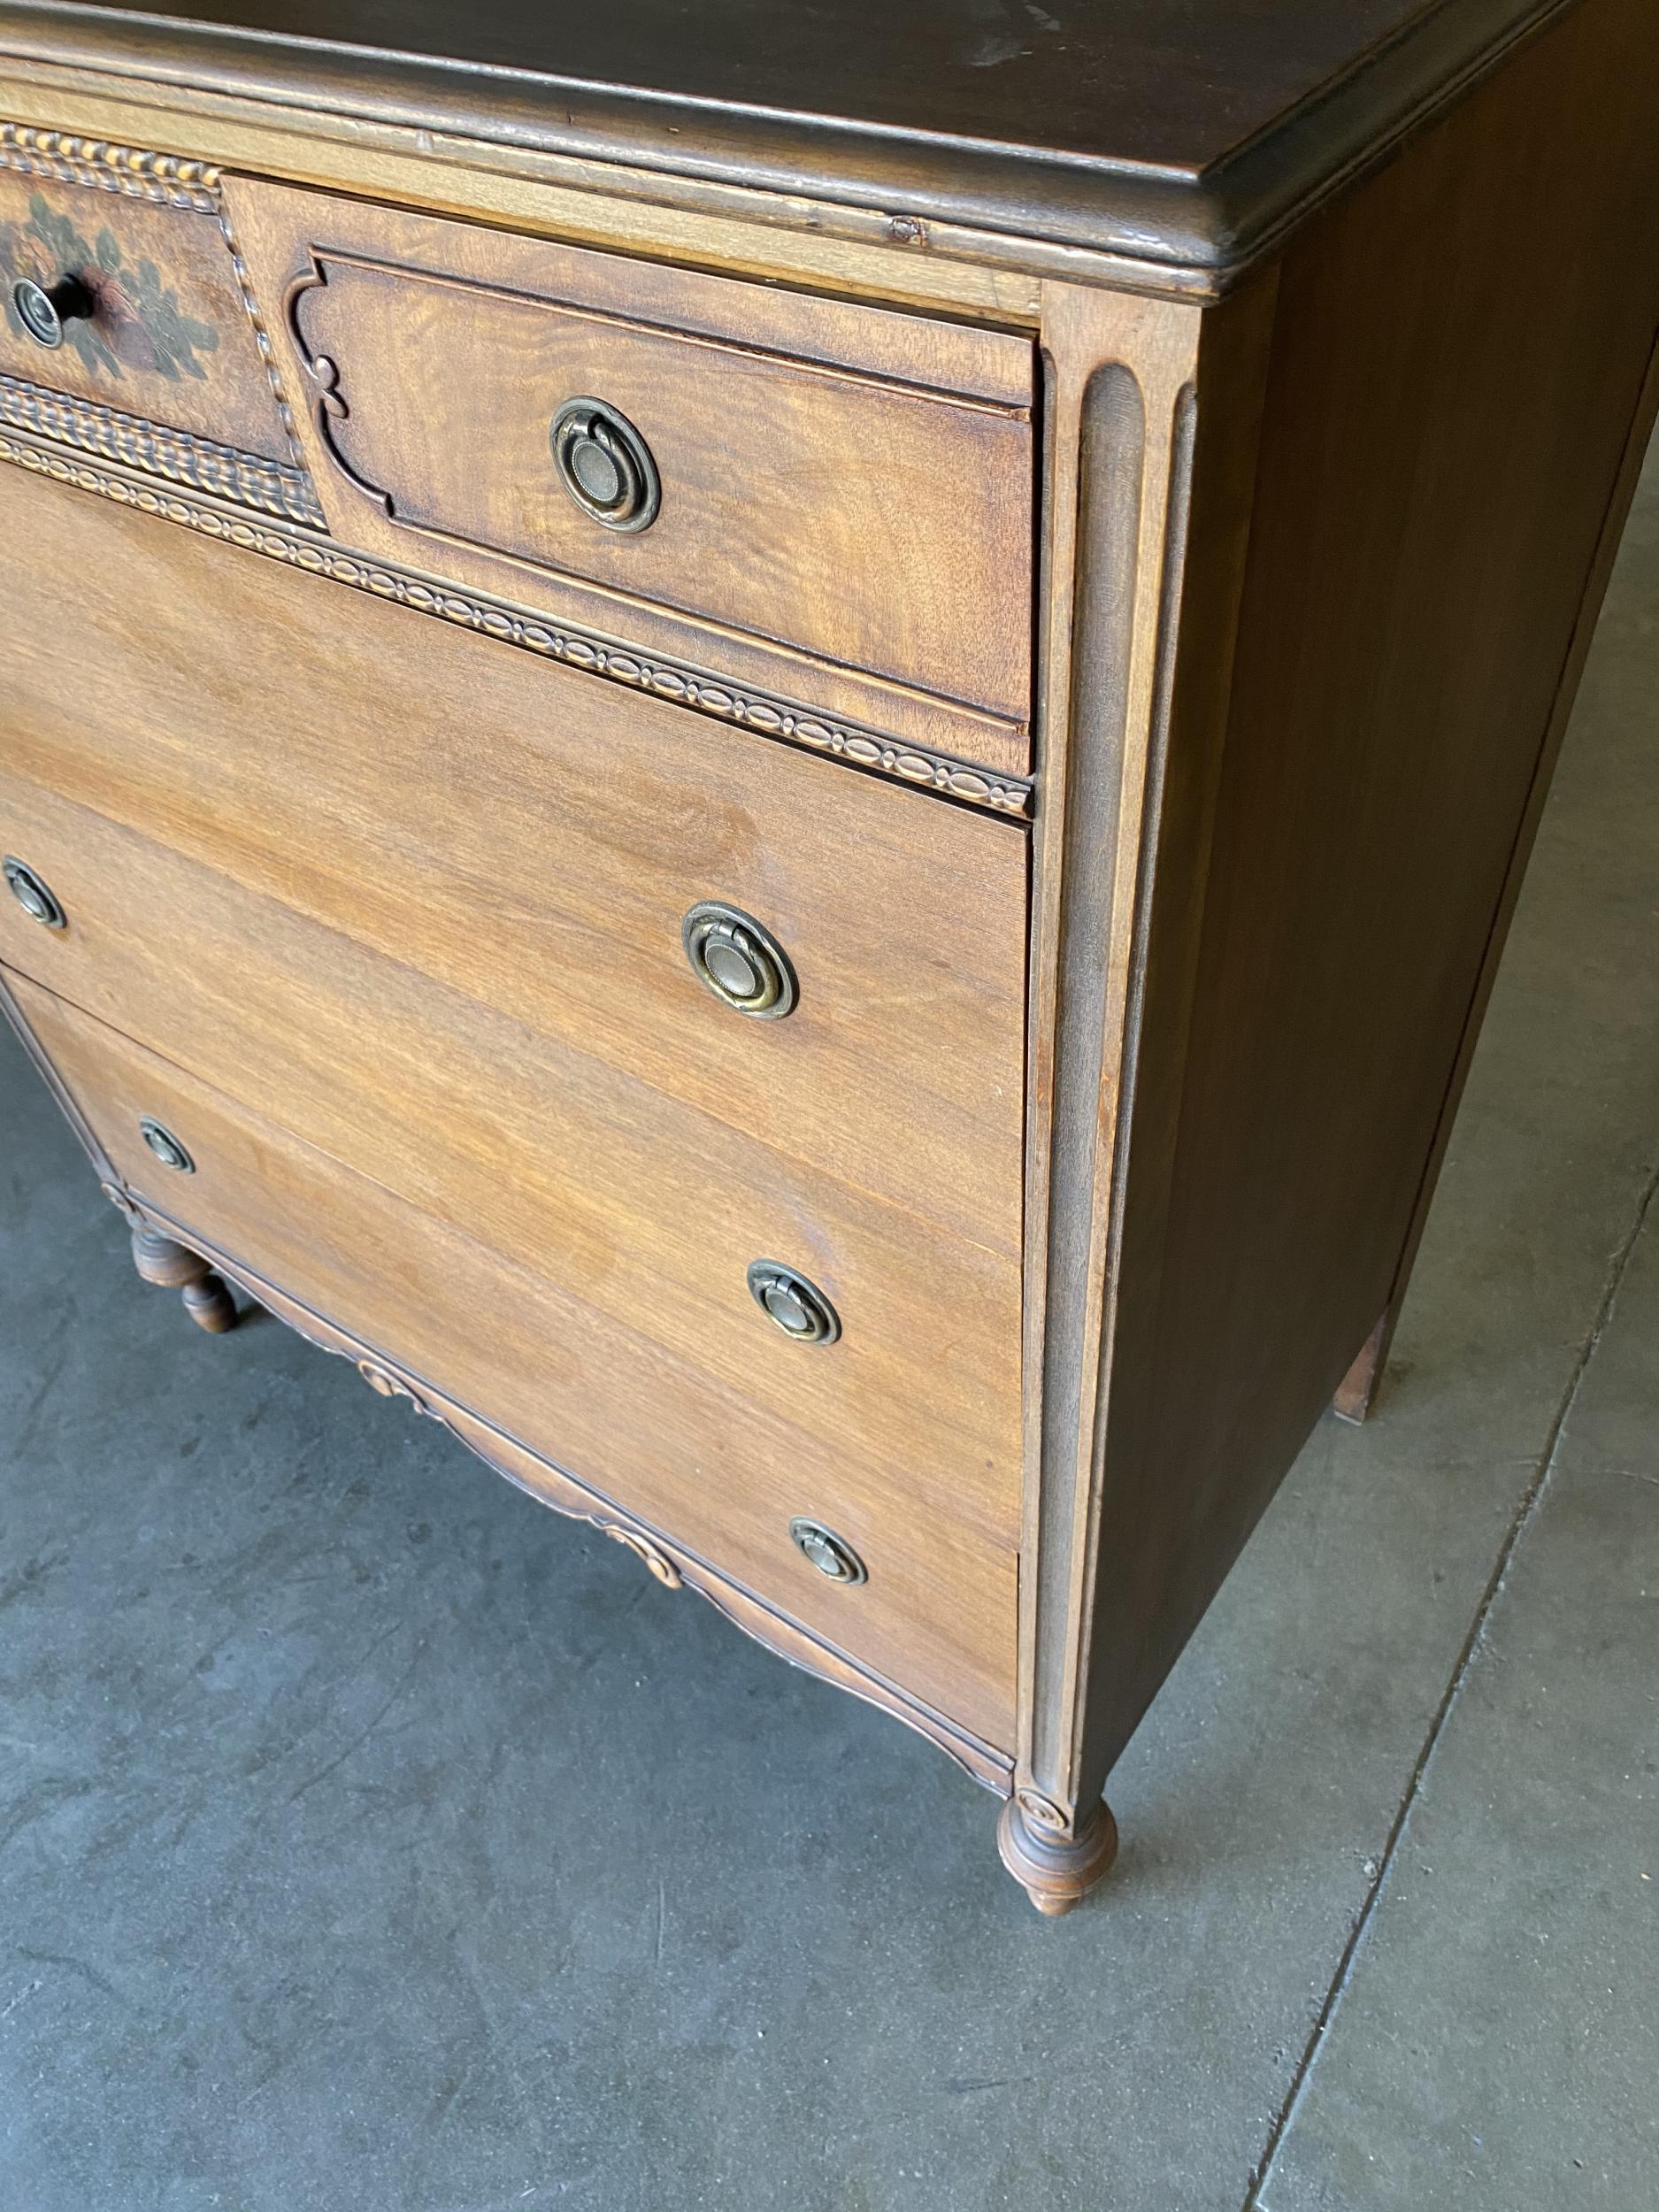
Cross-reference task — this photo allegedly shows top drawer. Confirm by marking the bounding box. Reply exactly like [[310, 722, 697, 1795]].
[[225, 176, 1036, 773], [0, 125, 314, 519]]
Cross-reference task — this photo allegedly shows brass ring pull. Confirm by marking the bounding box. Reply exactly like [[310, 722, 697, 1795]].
[[139, 1118, 196, 1174], [747, 1261, 839, 1345], [549, 397, 660, 532], [11, 273, 94, 349], [682, 902, 796, 1018], [789, 1518, 867, 1586], [4, 856, 66, 931]]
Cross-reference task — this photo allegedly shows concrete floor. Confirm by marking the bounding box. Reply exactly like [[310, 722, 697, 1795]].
[[2, 442, 1655, 2212]]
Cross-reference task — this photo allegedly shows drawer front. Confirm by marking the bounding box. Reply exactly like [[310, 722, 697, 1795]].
[[7, 971, 1017, 1746], [0, 773, 1022, 1549], [0, 126, 312, 513], [0, 463, 1025, 1261], [225, 176, 1036, 771]]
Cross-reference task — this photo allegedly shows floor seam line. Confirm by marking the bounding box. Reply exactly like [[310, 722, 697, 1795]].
[[1238, 1154, 1659, 2212]]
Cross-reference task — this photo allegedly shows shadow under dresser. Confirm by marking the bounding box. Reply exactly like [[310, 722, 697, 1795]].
[[1, 0, 1655, 1912]]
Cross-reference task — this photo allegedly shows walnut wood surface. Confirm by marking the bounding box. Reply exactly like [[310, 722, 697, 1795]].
[[0, 768, 1022, 1552], [1, 0, 1654, 1909], [10, 968, 1018, 1744], [0, 2, 1580, 287], [226, 178, 1035, 762], [0, 463, 1026, 1261], [0, 127, 295, 459], [1074, 0, 1659, 1794], [1356, 317, 1659, 1418]]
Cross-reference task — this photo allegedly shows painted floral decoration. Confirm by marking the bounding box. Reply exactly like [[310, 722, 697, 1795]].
[[0, 190, 219, 381]]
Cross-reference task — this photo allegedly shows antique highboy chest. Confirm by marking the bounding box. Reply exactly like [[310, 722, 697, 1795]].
[[1, 0, 1655, 1913]]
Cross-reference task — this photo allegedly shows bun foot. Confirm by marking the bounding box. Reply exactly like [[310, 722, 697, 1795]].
[[131, 1225, 239, 1334], [997, 1794, 1118, 1916], [180, 1271, 239, 1333]]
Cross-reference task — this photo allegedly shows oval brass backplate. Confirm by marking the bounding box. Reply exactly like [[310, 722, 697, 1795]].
[[549, 396, 661, 533], [138, 1118, 196, 1174], [682, 902, 797, 1018], [4, 856, 67, 931], [747, 1260, 840, 1344], [789, 1517, 867, 1586]]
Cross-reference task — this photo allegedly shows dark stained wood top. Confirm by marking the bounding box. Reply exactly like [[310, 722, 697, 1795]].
[[0, 0, 1579, 283]]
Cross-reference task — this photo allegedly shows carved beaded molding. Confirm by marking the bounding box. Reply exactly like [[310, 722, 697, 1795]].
[[0, 426, 1036, 818], [0, 373, 326, 525], [0, 122, 221, 209], [1, 124, 311, 471]]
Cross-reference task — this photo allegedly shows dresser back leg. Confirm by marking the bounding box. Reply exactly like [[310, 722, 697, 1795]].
[[996, 1795, 1119, 1916], [1332, 1312, 1389, 1425], [131, 1225, 239, 1335]]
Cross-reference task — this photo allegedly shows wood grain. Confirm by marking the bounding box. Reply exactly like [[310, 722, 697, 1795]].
[[1350, 320, 1659, 1418], [0, 67, 1056, 325], [1013, 273, 1274, 1857], [1077, 0, 1659, 1796], [0, 0, 1586, 291], [0, 771, 1023, 1548], [2, 0, 1655, 1907], [8, 966, 1018, 1744], [0, 461, 1026, 1260], [227, 177, 1037, 764]]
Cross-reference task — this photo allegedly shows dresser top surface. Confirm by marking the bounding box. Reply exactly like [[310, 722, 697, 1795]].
[[0, 0, 1573, 280]]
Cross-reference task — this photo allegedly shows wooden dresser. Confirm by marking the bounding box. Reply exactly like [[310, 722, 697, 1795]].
[[2, 0, 1655, 1915]]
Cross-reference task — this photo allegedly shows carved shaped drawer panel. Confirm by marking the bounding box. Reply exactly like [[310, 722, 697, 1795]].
[[5, 971, 1018, 1745], [223, 175, 1037, 775], [0, 125, 319, 525]]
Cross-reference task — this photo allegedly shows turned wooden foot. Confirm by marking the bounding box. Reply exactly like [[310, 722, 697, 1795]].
[[997, 1794, 1118, 1916], [131, 1226, 238, 1334]]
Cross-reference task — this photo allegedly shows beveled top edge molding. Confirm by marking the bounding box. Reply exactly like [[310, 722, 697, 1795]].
[[0, 425, 1035, 818], [0, 0, 1578, 292]]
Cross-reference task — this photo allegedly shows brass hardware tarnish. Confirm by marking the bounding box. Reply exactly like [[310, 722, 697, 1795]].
[[747, 1261, 840, 1344], [789, 1518, 867, 1586], [4, 856, 66, 930], [682, 902, 797, 1018], [550, 397, 660, 533], [138, 1118, 195, 1174], [12, 273, 94, 349]]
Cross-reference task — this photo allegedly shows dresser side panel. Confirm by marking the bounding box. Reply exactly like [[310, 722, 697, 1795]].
[[1080, 0, 1659, 1786]]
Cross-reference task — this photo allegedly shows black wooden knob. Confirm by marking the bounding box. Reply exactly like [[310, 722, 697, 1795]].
[[549, 397, 660, 532], [11, 273, 94, 349], [4, 856, 66, 930], [139, 1118, 196, 1174], [747, 1261, 839, 1344], [682, 902, 796, 1018], [789, 1518, 867, 1586]]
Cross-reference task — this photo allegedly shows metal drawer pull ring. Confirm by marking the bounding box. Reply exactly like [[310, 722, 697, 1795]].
[[4, 856, 66, 930], [747, 1261, 840, 1344], [682, 902, 797, 1018], [789, 1518, 867, 1586], [550, 397, 661, 532], [139, 1118, 196, 1174]]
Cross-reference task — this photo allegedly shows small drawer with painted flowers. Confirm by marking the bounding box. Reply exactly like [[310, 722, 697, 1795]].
[[0, 121, 320, 526]]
